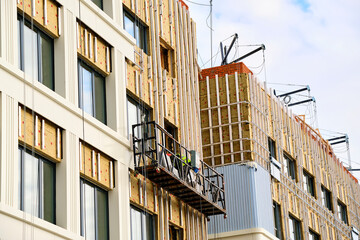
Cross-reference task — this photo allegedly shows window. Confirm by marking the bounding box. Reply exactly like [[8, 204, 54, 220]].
[[169, 225, 183, 240], [90, 0, 103, 9], [80, 179, 109, 240], [337, 200, 348, 224], [321, 185, 332, 211], [127, 96, 150, 138], [284, 154, 296, 181], [18, 147, 55, 223], [289, 215, 302, 240], [309, 230, 320, 240], [303, 170, 315, 197], [123, 9, 148, 54], [160, 45, 170, 72], [352, 228, 359, 240], [273, 201, 283, 240], [268, 137, 276, 159], [78, 61, 107, 124], [18, 16, 54, 90], [130, 206, 155, 240]]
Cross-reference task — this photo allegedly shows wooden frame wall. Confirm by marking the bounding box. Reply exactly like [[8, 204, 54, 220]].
[[199, 66, 360, 240], [129, 171, 207, 240]]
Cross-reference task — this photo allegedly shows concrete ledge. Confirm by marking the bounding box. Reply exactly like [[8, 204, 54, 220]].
[[209, 228, 278, 240], [0, 203, 83, 240]]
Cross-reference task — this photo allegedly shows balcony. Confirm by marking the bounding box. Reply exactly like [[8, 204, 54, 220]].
[[132, 121, 226, 216]]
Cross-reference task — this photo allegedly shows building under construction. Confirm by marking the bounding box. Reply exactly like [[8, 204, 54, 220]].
[[199, 62, 360, 240], [0, 0, 225, 239]]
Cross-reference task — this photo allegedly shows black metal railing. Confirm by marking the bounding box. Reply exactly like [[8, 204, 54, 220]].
[[132, 121, 226, 213]]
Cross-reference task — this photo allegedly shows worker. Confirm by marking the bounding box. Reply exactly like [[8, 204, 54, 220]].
[[175, 153, 199, 173]]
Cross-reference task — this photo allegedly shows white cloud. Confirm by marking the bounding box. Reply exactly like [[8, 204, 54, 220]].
[[187, 0, 360, 179]]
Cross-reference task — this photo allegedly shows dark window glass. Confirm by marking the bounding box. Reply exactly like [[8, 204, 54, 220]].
[[284, 154, 296, 181], [169, 225, 183, 240], [91, 0, 103, 9], [19, 147, 56, 223], [40, 32, 54, 90], [289, 215, 302, 240], [130, 206, 155, 240], [321, 185, 332, 211], [273, 201, 283, 239], [123, 9, 148, 54], [268, 137, 276, 159], [94, 74, 106, 123], [160, 45, 169, 71], [18, 16, 54, 90], [303, 170, 315, 197], [309, 230, 320, 240], [80, 179, 109, 240], [127, 96, 150, 138], [338, 200, 348, 224], [78, 61, 107, 124], [43, 160, 56, 223]]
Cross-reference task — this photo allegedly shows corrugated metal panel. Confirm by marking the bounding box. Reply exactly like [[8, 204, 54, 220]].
[[208, 163, 274, 235]]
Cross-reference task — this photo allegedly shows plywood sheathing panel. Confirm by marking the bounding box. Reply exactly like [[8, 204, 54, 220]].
[[18, 105, 62, 162], [77, 21, 111, 76], [129, 171, 207, 239], [125, 0, 201, 154], [80, 140, 114, 190], [17, 0, 60, 38], [199, 62, 360, 237]]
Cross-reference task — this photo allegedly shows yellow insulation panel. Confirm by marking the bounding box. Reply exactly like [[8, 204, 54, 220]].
[[18, 105, 62, 162], [80, 141, 114, 190], [17, 0, 60, 38], [77, 21, 111, 76]]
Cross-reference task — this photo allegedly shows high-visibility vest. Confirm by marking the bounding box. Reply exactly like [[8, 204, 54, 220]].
[[176, 154, 191, 166]]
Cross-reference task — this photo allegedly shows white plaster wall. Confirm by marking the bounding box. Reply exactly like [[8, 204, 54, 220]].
[[0, 0, 136, 239]]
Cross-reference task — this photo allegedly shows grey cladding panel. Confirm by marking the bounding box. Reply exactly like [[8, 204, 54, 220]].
[[208, 164, 274, 235]]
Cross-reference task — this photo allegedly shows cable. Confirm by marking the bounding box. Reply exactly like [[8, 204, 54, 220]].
[[267, 82, 308, 87], [183, 0, 211, 6], [200, 46, 220, 68]]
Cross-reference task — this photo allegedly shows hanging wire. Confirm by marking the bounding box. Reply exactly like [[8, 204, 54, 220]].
[[267, 82, 308, 87], [183, 0, 211, 6], [200, 45, 220, 68]]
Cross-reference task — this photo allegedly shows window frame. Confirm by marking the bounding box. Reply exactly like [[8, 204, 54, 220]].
[[289, 215, 302, 240], [18, 146, 56, 224], [284, 153, 297, 181], [169, 224, 183, 240], [80, 178, 109, 240], [78, 60, 107, 124], [337, 200, 348, 224], [321, 185, 333, 212], [123, 8, 149, 54], [309, 229, 320, 240], [127, 95, 150, 138], [130, 205, 156, 240], [17, 15, 55, 90], [273, 201, 283, 240], [90, 0, 103, 10], [303, 170, 316, 198], [268, 137, 277, 160]]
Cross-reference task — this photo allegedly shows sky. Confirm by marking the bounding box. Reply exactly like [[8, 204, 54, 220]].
[[185, 0, 360, 180]]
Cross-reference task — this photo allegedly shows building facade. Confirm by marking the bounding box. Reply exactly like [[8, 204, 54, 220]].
[[199, 63, 360, 240], [0, 0, 225, 239]]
